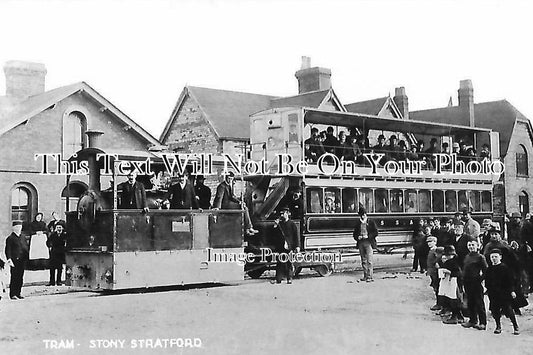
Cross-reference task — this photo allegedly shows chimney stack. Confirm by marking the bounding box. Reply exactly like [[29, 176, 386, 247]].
[[458, 79, 475, 127], [393, 87, 409, 119], [4, 61, 47, 99], [294, 56, 331, 94]]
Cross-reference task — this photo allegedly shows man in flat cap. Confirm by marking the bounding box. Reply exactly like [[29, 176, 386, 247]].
[[213, 171, 258, 235], [5, 220, 28, 299], [272, 207, 300, 284]]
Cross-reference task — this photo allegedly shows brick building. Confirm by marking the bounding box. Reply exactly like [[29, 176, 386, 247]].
[[409, 80, 533, 217], [160, 57, 345, 191], [0, 61, 159, 246]]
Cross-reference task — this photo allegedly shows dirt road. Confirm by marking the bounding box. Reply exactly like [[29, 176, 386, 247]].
[[1, 266, 531, 355]]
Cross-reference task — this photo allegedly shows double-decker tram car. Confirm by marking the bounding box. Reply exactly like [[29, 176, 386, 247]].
[[64, 131, 245, 290], [243, 106, 502, 278]]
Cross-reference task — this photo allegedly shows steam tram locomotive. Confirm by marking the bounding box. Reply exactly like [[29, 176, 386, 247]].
[[65, 132, 245, 290], [242, 106, 501, 278]]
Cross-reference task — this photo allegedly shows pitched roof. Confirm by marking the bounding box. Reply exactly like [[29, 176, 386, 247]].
[[188, 86, 276, 140], [410, 100, 531, 156], [270, 90, 329, 109], [0, 82, 159, 146], [345, 97, 388, 116]]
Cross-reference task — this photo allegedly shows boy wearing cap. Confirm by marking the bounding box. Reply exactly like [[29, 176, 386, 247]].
[[353, 208, 378, 282], [5, 220, 28, 299], [485, 248, 520, 335], [439, 245, 464, 324], [426, 236, 441, 310], [461, 238, 488, 330]]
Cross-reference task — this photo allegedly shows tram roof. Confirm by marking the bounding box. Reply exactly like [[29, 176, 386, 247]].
[[303, 108, 492, 136]]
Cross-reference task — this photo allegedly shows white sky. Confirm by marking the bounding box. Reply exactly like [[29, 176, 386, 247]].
[[0, 0, 532, 138]]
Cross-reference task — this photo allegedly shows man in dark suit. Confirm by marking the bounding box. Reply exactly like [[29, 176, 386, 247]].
[[353, 208, 378, 282], [194, 175, 211, 209], [166, 173, 199, 209], [117, 171, 149, 212], [5, 220, 28, 299], [213, 172, 257, 234], [273, 207, 300, 284]]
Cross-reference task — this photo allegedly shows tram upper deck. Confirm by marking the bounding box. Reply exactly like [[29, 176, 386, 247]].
[[249, 107, 501, 182]]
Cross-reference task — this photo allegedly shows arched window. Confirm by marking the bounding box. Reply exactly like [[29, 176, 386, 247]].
[[11, 183, 37, 223], [61, 181, 88, 212], [519, 191, 529, 216], [516, 144, 528, 177], [63, 111, 87, 158]]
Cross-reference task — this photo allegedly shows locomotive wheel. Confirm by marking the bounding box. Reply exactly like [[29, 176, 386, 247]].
[[314, 265, 332, 277], [247, 266, 267, 279], [294, 266, 303, 277]]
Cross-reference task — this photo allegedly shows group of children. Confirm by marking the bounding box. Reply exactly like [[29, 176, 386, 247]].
[[426, 224, 522, 335]]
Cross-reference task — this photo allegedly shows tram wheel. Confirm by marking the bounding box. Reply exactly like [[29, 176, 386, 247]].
[[294, 266, 303, 277], [314, 265, 332, 277], [247, 267, 267, 279]]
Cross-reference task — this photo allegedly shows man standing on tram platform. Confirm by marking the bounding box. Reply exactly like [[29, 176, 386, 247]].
[[272, 207, 300, 284], [213, 171, 258, 235], [353, 208, 378, 282], [117, 171, 149, 212]]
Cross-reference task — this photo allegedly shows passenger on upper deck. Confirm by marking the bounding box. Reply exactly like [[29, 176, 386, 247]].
[[425, 138, 441, 168], [372, 134, 388, 165], [386, 135, 400, 161], [480, 144, 491, 160], [304, 127, 325, 163], [117, 171, 149, 212], [323, 126, 339, 154], [335, 131, 348, 159]]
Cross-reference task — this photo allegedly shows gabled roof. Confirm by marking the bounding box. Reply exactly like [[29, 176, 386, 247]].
[[410, 100, 532, 156], [161, 86, 276, 142], [270, 90, 329, 109], [0, 82, 159, 146], [345, 97, 388, 116], [270, 89, 346, 112]]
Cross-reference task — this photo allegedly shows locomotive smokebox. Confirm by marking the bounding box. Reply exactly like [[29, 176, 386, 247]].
[[85, 130, 104, 192]]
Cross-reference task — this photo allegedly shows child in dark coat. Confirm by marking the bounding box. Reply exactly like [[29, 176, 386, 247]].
[[461, 238, 488, 330], [485, 248, 520, 335], [426, 237, 440, 311]]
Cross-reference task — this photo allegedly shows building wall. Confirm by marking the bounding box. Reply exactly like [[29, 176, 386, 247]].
[[503, 119, 533, 214], [0, 91, 151, 255], [162, 94, 220, 154]]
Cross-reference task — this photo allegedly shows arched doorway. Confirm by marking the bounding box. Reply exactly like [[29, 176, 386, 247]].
[[11, 183, 38, 224]]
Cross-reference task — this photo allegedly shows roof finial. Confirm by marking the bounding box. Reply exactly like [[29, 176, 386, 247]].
[[448, 96, 453, 107]]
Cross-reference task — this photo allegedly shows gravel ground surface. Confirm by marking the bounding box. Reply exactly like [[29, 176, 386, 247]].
[[1, 254, 531, 355]]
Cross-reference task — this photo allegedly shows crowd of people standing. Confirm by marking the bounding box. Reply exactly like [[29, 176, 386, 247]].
[[417, 210, 532, 335]]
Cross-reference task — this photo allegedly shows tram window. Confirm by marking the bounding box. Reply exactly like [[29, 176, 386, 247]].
[[359, 188, 373, 213], [405, 190, 418, 213], [375, 189, 389, 213], [445, 191, 457, 212], [324, 188, 341, 213], [481, 191, 492, 212], [419, 190, 431, 212], [470, 191, 481, 212], [432, 190, 444, 212], [390, 189, 404, 212], [458, 191, 469, 211], [307, 188, 323, 213], [342, 188, 357, 213]]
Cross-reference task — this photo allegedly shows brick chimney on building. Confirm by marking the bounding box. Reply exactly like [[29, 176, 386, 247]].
[[294, 56, 331, 94], [458, 79, 475, 127], [393, 87, 409, 119], [3, 61, 47, 99]]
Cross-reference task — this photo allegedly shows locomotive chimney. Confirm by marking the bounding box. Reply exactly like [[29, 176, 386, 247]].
[[85, 130, 104, 192]]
